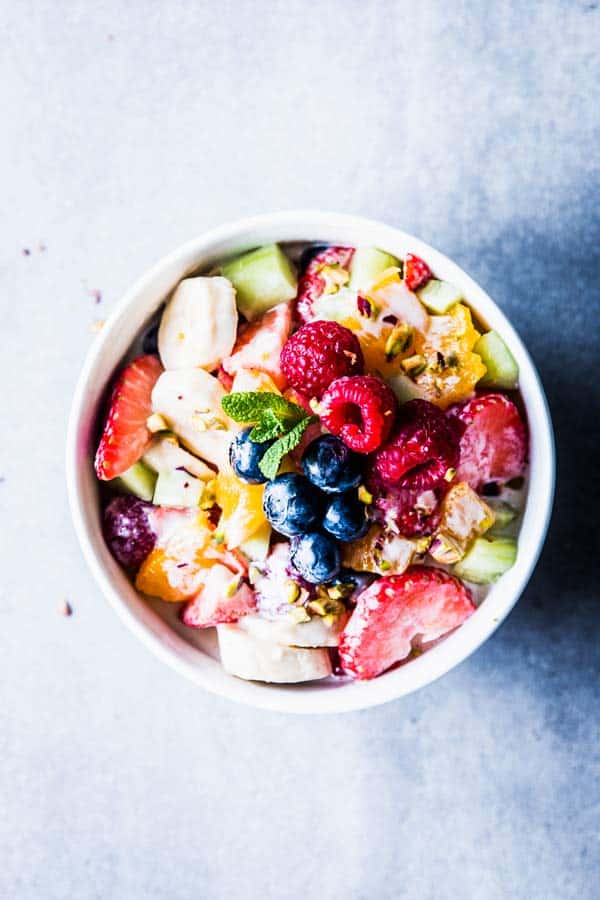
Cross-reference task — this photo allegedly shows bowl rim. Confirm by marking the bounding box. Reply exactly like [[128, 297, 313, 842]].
[[66, 210, 555, 714]]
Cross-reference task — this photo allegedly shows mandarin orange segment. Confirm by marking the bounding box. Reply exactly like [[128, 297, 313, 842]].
[[215, 467, 267, 549], [136, 548, 205, 602], [408, 303, 486, 408]]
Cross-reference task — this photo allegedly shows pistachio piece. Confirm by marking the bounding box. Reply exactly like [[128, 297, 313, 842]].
[[401, 354, 427, 377]]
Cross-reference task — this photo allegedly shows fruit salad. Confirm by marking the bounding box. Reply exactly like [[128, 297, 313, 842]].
[[95, 242, 527, 683]]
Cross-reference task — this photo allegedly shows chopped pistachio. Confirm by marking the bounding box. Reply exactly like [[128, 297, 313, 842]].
[[213, 532, 225, 546], [379, 559, 392, 572], [358, 485, 373, 505], [414, 536, 432, 554], [308, 599, 327, 617], [327, 582, 354, 600], [288, 606, 311, 624], [319, 264, 350, 294], [429, 533, 464, 565], [401, 354, 427, 377], [357, 294, 380, 318], [444, 467, 457, 483], [384, 323, 414, 360]]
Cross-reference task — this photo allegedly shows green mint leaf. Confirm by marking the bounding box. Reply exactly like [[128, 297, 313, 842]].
[[221, 391, 306, 424], [258, 417, 315, 480], [249, 409, 286, 442]]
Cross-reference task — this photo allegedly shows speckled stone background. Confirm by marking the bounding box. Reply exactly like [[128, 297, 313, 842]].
[[2, 1, 599, 898]]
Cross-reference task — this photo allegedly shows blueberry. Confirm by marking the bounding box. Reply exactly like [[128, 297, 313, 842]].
[[302, 435, 363, 494], [290, 532, 341, 584], [263, 474, 323, 536], [299, 243, 330, 272], [229, 428, 274, 484], [142, 322, 160, 354], [323, 493, 369, 542]]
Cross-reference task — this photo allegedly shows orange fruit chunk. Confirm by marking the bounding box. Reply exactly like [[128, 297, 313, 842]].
[[135, 511, 214, 602], [136, 548, 206, 602], [215, 467, 267, 549], [409, 303, 486, 408]]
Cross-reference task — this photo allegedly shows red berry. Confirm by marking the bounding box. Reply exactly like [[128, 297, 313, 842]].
[[320, 375, 397, 454], [404, 253, 433, 292], [95, 354, 163, 480], [371, 486, 443, 537], [339, 566, 475, 680], [296, 245, 354, 322], [369, 400, 460, 492], [449, 393, 528, 490], [280, 320, 364, 400], [103, 496, 157, 569], [222, 302, 292, 389]]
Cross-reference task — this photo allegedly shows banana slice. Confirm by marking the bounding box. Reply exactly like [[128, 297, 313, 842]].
[[143, 434, 215, 480], [151, 368, 236, 470], [238, 612, 347, 648], [158, 276, 238, 371], [217, 624, 332, 683]]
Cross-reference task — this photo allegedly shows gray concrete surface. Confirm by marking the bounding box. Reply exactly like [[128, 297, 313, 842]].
[[1, 1, 598, 898]]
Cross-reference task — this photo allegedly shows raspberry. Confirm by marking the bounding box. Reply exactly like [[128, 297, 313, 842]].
[[320, 375, 397, 454], [296, 245, 355, 322], [369, 400, 460, 492], [404, 253, 433, 292], [372, 486, 443, 537], [339, 566, 475, 679], [103, 496, 157, 570], [449, 393, 527, 490], [280, 320, 364, 399]]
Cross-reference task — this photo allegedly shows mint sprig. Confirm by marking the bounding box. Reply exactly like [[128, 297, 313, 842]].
[[221, 391, 315, 479], [222, 392, 305, 423], [258, 418, 313, 480]]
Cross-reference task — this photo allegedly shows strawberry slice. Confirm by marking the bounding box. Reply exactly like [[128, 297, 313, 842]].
[[95, 354, 163, 480], [339, 566, 475, 679], [221, 302, 292, 389], [450, 393, 527, 490], [404, 253, 432, 292], [296, 245, 355, 322], [181, 564, 256, 628]]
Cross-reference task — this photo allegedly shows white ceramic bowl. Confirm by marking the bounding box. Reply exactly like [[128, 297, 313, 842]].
[[66, 211, 555, 714]]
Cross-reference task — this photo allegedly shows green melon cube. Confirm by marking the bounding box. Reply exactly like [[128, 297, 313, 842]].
[[417, 279, 462, 313], [221, 244, 297, 320], [454, 537, 517, 584], [475, 330, 519, 389], [349, 246, 401, 292], [112, 461, 157, 502]]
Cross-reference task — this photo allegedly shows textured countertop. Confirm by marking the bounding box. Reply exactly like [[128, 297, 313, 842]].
[[2, 2, 598, 898]]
